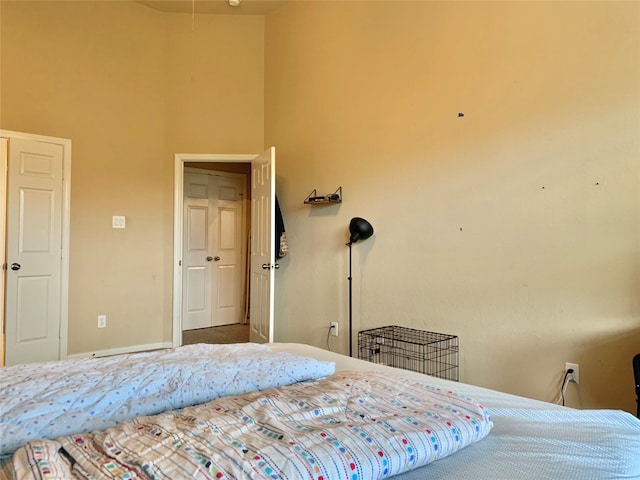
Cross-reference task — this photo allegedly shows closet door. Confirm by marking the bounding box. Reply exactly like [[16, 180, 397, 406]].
[[182, 171, 247, 331], [4, 137, 65, 366]]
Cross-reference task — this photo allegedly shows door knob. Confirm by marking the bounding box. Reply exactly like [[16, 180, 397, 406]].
[[206, 256, 213, 261], [207, 256, 221, 262], [10, 263, 21, 271], [262, 264, 270, 270]]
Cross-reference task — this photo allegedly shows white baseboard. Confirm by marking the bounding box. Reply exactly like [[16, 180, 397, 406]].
[[66, 342, 173, 360]]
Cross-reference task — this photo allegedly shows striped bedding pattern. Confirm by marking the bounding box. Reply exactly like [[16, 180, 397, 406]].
[[12, 371, 493, 480], [0, 343, 335, 457]]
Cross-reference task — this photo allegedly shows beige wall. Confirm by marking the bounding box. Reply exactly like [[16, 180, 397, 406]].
[[0, 2, 264, 352], [162, 12, 264, 340], [164, 13, 264, 154], [265, 1, 640, 412], [1, 1, 167, 354], [1, 0, 638, 413]]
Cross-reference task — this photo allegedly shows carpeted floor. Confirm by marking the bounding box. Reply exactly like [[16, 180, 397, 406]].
[[182, 323, 250, 345]]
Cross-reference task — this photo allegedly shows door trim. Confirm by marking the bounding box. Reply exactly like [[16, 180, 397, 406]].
[[173, 153, 257, 348], [0, 129, 71, 364]]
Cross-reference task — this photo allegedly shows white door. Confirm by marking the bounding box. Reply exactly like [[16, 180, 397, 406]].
[[182, 172, 212, 330], [249, 147, 275, 343], [213, 174, 246, 326], [0, 138, 7, 364], [4, 137, 64, 366], [182, 171, 246, 330]]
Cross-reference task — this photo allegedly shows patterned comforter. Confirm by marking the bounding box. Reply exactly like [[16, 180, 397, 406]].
[[12, 371, 493, 480], [0, 343, 335, 456]]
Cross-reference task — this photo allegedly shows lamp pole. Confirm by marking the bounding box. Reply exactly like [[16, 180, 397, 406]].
[[347, 240, 353, 357], [345, 217, 373, 359]]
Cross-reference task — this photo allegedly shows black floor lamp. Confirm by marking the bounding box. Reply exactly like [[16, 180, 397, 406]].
[[347, 217, 374, 357]]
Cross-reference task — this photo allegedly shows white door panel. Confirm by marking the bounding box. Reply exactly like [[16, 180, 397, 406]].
[[5, 137, 64, 366], [249, 147, 275, 344], [183, 174, 212, 330], [183, 171, 246, 330], [212, 176, 244, 327], [188, 207, 208, 250], [16, 276, 51, 340], [185, 266, 208, 316]]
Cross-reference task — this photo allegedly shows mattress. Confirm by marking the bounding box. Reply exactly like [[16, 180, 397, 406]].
[[269, 343, 640, 480], [1, 342, 639, 480]]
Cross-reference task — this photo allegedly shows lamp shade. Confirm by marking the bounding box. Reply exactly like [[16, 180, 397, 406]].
[[349, 217, 374, 243]]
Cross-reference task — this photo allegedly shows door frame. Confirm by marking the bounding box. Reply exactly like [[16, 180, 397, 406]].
[[172, 153, 257, 348], [0, 129, 72, 364]]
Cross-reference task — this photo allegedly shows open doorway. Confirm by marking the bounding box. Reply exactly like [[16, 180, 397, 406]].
[[172, 149, 276, 348], [182, 166, 249, 328]]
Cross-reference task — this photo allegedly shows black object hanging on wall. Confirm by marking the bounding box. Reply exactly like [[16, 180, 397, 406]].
[[347, 217, 374, 357]]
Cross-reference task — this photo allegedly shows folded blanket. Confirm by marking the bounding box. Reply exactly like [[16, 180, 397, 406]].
[[12, 371, 493, 479], [0, 343, 335, 456]]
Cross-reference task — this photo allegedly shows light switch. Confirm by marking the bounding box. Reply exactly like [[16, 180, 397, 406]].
[[112, 216, 126, 229]]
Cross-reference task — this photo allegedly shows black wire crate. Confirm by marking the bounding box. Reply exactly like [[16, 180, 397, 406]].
[[358, 325, 459, 381]]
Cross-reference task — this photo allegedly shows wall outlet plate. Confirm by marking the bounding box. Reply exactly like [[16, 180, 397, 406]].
[[330, 322, 339, 336], [98, 314, 107, 328], [565, 362, 579, 384]]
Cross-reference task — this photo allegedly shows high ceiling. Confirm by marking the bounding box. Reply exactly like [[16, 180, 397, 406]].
[[135, 0, 289, 15]]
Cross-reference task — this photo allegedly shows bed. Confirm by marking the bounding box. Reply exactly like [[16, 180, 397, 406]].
[[1, 342, 639, 480]]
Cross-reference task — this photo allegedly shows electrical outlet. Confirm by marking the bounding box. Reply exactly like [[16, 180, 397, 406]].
[[565, 362, 579, 384], [330, 322, 339, 336], [98, 315, 107, 329]]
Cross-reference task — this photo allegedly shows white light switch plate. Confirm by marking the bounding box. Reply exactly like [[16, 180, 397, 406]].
[[112, 216, 126, 229]]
